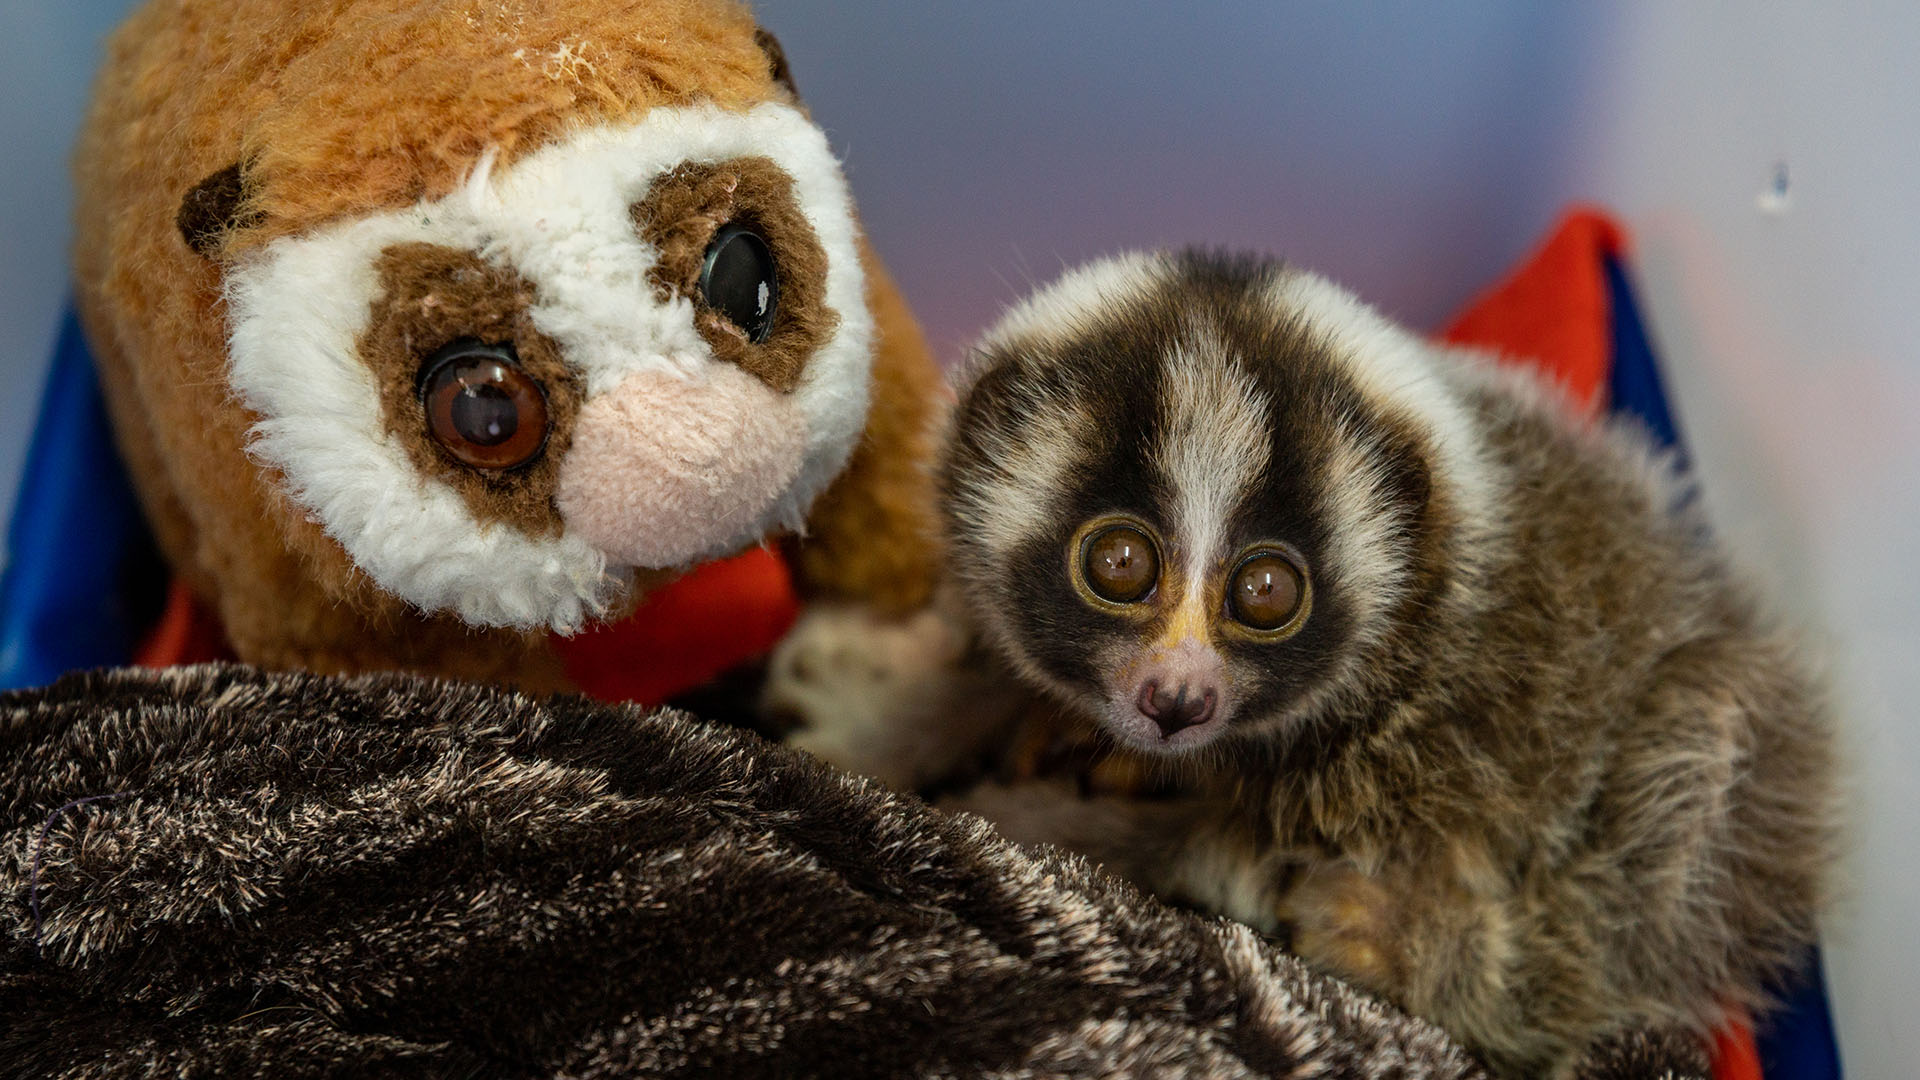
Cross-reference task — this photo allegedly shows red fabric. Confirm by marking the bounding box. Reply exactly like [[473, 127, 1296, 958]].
[[131, 547, 797, 708], [1440, 205, 1626, 414], [1711, 1012, 1766, 1080], [132, 579, 233, 668], [550, 545, 799, 706]]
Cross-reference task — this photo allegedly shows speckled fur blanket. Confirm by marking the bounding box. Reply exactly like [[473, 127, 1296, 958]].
[[1, 665, 1703, 1078]]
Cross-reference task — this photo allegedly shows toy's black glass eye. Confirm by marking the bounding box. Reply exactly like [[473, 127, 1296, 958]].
[[1228, 552, 1306, 632], [419, 339, 549, 471], [699, 224, 779, 343], [1082, 524, 1159, 604]]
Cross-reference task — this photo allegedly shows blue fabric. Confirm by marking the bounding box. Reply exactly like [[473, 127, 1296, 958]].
[[1603, 256, 1843, 1080], [1603, 254, 1684, 452], [0, 307, 156, 690], [1757, 949, 1844, 1080]]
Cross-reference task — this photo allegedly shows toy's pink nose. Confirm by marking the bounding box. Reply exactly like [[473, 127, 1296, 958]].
[[555, 366, 807, 569]]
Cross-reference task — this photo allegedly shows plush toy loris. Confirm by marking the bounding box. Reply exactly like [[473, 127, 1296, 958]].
[[71, 0, 944, 693]]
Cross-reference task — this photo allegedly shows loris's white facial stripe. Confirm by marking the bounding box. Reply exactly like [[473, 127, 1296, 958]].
[[946, 253, 1175, 593], [1263, 268, 1511, 652], [970, 251, 1170, 359], [223, 102, 870, 632], [948, 392, 1092, 565], [1153, 336, 1272, 621], [1266, 269, 1497, 532], [1315, 418, 1417, 655]]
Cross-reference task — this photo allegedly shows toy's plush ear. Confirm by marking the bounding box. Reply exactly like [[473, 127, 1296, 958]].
[[753, 28, 800, 100], [177, 162, 258, 257]]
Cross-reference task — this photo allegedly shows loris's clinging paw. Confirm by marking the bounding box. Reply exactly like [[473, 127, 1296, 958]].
[[761, 602, 1024, 790], [1277, 860, 1404, 992]]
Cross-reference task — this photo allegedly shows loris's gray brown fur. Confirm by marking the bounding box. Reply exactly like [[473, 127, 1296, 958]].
[[921, 251, 1837, 1078]]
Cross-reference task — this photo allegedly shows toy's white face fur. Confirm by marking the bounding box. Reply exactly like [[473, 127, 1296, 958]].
[[223, 103, 870, 632], [944, 252, 1497, 756]]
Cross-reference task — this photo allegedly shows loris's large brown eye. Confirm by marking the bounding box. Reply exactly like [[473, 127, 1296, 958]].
[[1228, 551, 1307, 633], [1082, 524, 1159, 604], [419, 339, 549, 471]]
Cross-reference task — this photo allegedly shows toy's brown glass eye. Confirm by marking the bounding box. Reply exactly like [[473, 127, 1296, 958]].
[[1082, 524, 1159, 604], [699, 224, 779, 343], [1229, 552, 1306, 632], [419, 339, 549, 471]]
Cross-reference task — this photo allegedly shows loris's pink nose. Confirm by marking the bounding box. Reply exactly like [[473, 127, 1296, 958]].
[[555, 366, 807, 569], [1109, 637, 1231, 751], [1137, 679, 1218, 735]]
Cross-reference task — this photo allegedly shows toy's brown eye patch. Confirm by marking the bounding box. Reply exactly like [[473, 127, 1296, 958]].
[[1228, 551, 1308, 633], [1081, 524, 1159, 604], [359, 242, 579, 537], [633, 156, 836, 393]]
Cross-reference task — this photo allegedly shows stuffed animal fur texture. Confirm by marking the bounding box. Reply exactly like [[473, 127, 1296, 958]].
[[71, 0, 944, 688], [772, 251, 1837, 1078], [0, 665, 1711, 1080]]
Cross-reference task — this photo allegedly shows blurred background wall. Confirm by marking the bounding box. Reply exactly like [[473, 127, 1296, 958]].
[[4, 2, 1914, 1072]]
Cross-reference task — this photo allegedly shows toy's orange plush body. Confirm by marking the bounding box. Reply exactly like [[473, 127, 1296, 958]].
[[73, 0, 941, 691]]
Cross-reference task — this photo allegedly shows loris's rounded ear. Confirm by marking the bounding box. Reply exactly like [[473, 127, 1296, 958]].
[[753, 28, 800, 100], [177, 162, 261, 257]]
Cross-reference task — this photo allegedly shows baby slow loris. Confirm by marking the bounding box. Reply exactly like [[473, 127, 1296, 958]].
[[763, 250, 1837, 1078]]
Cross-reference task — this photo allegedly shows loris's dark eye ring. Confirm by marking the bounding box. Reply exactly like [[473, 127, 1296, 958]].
[[699, 223, 779, 343], [418, 338, 550, 472], [1227, 549, 1310, 635], [1077, 521, 1160, 606]]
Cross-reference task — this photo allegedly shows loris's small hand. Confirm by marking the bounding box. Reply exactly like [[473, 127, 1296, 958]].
[[1278, 860, 1404, 992], [762, 602, 1024, 791]]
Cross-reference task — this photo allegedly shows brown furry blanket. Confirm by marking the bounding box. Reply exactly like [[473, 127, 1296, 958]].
[[1, 665, 1702, 1078]]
